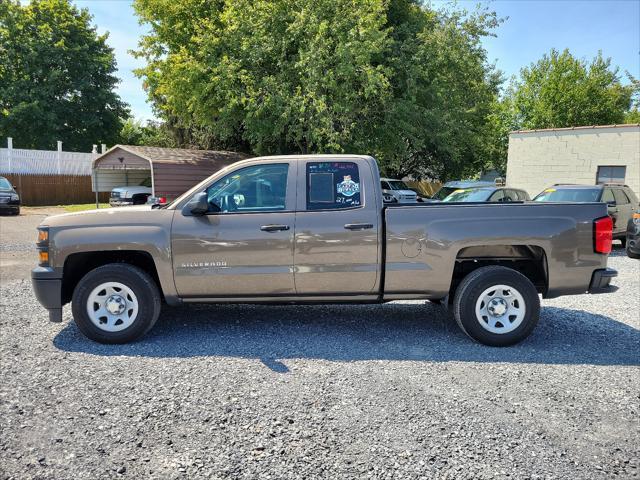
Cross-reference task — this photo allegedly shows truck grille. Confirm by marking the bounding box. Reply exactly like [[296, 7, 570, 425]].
[[110, 191, 121, 199]]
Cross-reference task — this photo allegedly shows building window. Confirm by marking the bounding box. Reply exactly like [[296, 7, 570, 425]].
[[596, 166, 626, 184]]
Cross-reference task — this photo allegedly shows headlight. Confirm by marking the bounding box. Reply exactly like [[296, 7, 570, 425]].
[[37, 227, 49, 266], [10, 194, 19, 201], [633, 213, 640, 225]]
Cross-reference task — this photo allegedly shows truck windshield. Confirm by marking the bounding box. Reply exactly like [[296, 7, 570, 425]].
[[534, 188, 601, 202], [386, 180, 409, 190], [0, 178, 12, 191], [442, 188, 492, 202]]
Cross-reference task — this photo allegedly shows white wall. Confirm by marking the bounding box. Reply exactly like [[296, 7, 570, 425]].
[[506, 125, 640, 198]]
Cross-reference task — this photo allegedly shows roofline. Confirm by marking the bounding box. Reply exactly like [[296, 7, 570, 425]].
[[510, 124, 640, 135], [91, 144, 156, 169]]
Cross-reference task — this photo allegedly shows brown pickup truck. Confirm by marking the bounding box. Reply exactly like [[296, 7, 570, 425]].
[[32, 155, 617, 346]]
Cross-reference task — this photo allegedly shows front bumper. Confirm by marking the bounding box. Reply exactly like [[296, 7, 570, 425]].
[[588, 268, 618, 294], [32, 267, 63, 322]]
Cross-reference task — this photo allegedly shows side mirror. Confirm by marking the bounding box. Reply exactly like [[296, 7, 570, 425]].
[[12, 185, 17, 190], [607, 200, 616, 207], [184, 192, 210, 216]]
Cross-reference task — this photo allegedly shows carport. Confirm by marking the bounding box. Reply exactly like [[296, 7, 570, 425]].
[[92, 145, 250, 206]]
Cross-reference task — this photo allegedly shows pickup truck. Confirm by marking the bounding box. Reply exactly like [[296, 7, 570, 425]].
[[32, 155, 617, 347]]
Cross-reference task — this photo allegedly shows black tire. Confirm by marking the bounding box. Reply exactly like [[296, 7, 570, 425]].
[[453, 266, 540, 347], [627, 248, 640, 259], [71, 264, 162, 344]]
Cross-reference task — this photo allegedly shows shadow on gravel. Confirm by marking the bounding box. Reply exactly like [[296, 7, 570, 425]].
[[53, 303, 640, 371]]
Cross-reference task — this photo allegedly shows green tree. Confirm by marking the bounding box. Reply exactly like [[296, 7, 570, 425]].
[[508, 49, 635, 130], [0, 0, 129, 151], [119, 118, 176, 147], [133, 0, 502, 180]]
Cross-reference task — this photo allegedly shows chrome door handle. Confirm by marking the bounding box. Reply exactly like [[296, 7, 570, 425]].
[[344, 223, 374, 230], [260, 224, 290, 232]]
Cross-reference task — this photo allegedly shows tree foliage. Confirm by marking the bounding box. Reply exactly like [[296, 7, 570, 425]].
[[507, 49, 636, 130], [119, 118, 176, 147], [0, 0, 128, 151], [133, 0, 502, 180]]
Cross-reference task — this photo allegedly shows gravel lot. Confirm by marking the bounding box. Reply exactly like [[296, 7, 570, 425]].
[[1, 210, 638, 479]]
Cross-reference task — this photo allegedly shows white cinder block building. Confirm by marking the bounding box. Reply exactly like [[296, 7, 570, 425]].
[[506, 124, 640, 199]]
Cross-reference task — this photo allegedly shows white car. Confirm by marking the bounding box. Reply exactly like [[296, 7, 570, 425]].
[[380, 178, 419, 203], [109, 178, 153, 207]]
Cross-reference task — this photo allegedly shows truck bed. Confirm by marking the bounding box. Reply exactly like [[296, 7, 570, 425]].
[[383, 201, 609, 299]]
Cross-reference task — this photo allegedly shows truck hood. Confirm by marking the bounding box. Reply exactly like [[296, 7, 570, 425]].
[[40, 205, 167, 228]]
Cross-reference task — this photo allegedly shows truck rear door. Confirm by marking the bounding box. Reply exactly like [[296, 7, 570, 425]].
[[293, 158, 381, 295]]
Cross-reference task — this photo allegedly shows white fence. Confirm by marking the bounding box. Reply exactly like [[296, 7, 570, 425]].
[[0, 139, 99, 176]]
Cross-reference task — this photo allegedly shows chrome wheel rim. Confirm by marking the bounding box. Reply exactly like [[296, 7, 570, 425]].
[[475, 284, 526, 334], [86, 282, 139, 332]]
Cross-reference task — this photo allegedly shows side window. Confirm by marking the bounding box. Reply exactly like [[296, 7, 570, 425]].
[[489, 190, 504, 202], [518, 190, 530, 201], [613, 189, 630, 205], [601, 188, 615, 204], [381, 181, 389, 190], [206, 163, 289, 213], [307, 162, 362, 210], [502, 190, 516, 202]]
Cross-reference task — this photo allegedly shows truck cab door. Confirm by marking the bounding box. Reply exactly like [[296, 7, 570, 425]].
[[293, 159, 381, 295], [171, 161, 297, 297]]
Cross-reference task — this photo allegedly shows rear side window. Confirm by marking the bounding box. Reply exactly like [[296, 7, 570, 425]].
[[601, 188, 615, 204], [613, 189, 630, 205], [307, 162, 362, 210]]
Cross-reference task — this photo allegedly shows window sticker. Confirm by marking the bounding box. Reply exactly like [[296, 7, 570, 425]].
[[336, 175, 360, 197]]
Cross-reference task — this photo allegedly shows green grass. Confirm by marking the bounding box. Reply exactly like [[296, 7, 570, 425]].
[[61, 203, 109, 212]]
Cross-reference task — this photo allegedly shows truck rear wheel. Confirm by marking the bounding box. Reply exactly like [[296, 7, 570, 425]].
[[453, 266, 540, 347], [71, 264, 161, 344]]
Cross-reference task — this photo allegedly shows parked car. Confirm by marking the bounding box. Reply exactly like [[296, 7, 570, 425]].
[[380, 178, 418, 203], [442, 186, 530, 203], [534, 184, 639, 247], [109, 178, 153, 207], [0, 176, 20, 215], [429, 180, 496, 201], [626, 209, 640, 259], [33, 155, 616, 347]]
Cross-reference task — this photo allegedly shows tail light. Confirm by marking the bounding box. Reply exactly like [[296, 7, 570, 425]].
[[594, 216, 613, 254], [158, 196, 167, 204]]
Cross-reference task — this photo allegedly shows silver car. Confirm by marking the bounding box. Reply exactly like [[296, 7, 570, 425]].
[[380, 178, 418, 203]]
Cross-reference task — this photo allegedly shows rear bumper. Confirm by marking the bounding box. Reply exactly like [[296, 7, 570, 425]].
[[588, 268, 618, 294], [32, 267, 63, 322]]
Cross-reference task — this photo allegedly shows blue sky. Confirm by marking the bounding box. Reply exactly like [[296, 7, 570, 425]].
[[73, 0, 640, 122]]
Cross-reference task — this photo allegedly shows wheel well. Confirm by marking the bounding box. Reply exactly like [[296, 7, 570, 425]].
[[62, 251, 162, 305], [450, 245, 548, 298]]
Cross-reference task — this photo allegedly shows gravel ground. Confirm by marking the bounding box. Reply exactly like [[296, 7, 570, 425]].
[[0, 211, 638, 479]]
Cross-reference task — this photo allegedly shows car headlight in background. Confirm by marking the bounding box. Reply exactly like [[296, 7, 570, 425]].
[[10, 194, 19, 201]]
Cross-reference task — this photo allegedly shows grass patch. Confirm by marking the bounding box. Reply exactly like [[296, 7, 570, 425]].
[[62, 203, 109, 212]]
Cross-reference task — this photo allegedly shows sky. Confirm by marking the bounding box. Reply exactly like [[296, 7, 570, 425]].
[[72, 0, 640, 122]]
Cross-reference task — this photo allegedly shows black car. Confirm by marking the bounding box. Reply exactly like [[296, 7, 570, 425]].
[[441, 186, 530, 203], [0, 176, 20, 215], [626, 209, 640, 259], [534, 183, 639, 247]]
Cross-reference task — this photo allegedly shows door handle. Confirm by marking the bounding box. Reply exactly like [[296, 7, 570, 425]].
[[260, 224, 290, 232], [344, 223, 374, 230]]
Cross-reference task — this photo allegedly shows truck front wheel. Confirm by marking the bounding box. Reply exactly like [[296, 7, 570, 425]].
[[453, 266, 540, 347], [71, 264, 161, 344]]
